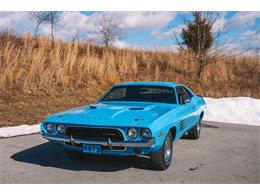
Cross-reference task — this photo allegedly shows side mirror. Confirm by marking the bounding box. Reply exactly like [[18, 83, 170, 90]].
[[183, 96, 190, 104]]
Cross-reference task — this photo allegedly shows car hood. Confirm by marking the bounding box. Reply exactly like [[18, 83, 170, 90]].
[[44, 101, 177, 127]]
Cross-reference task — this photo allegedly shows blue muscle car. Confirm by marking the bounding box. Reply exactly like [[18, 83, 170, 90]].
[[41, 82, 206, 170]]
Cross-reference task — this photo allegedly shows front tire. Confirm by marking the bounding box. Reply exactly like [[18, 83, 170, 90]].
[[187, 120, 201, 139], [64, 149, 84, 160], [150, 131, 173, 170]]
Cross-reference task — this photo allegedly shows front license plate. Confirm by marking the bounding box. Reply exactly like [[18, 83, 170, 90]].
[[83, 144, 102, 155]]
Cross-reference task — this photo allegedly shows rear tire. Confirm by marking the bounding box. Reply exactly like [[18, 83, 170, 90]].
[[187, 120, 201, 139], [150, 131, 173, 170], [64, 149, 84, 160]]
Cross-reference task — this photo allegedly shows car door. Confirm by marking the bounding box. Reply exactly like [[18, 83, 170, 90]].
[[183, 86, 198, 126], [176, 86, 196, 133]]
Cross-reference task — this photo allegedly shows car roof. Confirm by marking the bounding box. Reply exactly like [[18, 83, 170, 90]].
[[115, 82, 180, 88]]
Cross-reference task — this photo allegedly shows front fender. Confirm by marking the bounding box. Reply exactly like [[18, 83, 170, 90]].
[[149, 114, 179, 152]]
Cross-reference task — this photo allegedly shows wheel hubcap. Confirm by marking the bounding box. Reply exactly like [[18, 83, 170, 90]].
[[164, 135, 172, 163]]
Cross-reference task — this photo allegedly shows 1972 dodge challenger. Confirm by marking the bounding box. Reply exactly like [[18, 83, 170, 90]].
[[41, 82, 206, 170]]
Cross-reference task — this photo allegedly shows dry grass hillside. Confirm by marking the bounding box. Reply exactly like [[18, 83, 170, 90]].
[[0, 32, 259, 126]]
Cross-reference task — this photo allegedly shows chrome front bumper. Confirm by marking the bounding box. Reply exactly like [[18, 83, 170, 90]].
[[43, 134, 155, 148]]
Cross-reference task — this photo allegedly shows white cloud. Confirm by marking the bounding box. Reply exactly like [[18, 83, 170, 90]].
[[242, 30, 260, 40], [112, 39, 143, 50], [151, 24, 185, 40], [40, 12, 93, 40], [163, 24, 185, 38], [59, 12, 95, 32], [221, 30, 260, 55], [222, 43, 242, 52], [240, 30, 260, 53], [227, 12, 260, 29], [118, 11, 176, 30], [169, 44, 180, 52], [212, 16, 227, 33], [60, 11, 176, 33], [150, 44, 180, 52], [0, 12, 32, 33], [112, 40, 128, 48], [150, 29, 161, 37]]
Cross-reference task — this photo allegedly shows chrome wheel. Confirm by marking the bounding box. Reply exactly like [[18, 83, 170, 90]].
[[150, 131, 173, 170], [187, 120, 201, 140], [196, 122, 201, 136], [164, 134, 172, 163]]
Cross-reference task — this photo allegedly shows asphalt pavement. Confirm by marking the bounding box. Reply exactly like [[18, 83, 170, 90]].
[[0, 121, 259, 183]]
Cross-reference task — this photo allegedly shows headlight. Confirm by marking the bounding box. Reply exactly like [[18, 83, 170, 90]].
[[140, 128, 151, 139], [56, 124, 65, 134], [46, 123, 55, 133], [126, 127, 138, 139]]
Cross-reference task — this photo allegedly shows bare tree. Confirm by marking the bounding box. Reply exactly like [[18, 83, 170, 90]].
[[175, 12, 227, 79], [29, 11, 48, 37], [96, 13, 122, 48], [44, 11, 62, 41]]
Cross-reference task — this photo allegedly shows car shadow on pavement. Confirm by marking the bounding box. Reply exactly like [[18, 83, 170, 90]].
[[11, 142, 153, 172], [201, 123, 219, 129], [181, 122, 219, 140]]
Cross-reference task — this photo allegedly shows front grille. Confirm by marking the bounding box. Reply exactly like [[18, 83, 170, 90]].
[[65, 126, 124, 141]]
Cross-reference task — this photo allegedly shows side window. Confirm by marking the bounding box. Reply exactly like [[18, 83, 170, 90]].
[[176, 86, 190, 105]]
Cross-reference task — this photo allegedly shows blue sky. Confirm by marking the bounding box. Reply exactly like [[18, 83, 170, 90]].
[[0, 11, 259, 52]]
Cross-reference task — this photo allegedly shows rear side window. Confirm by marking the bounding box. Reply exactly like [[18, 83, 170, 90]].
[[176, 86, 190, 105], [183, 87, 194, 98]]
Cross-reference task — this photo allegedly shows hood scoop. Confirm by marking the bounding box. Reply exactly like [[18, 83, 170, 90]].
[[89, 105, 97, 109], [129, 107, 144, 110]]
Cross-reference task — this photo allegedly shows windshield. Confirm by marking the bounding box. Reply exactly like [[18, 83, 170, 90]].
[[100, 85, 176, 104]]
